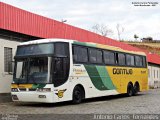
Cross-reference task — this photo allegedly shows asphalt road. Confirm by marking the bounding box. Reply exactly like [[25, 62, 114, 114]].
[[0, 89, 160, 120]]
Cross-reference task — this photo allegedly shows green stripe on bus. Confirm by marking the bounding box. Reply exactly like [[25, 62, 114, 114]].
[[84, 65, 109, 90], [96, 66, 116, 90], [73, 41, 96, 47]]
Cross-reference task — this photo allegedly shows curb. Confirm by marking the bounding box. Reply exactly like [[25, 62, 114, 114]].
[[0, 93, 12, 103]]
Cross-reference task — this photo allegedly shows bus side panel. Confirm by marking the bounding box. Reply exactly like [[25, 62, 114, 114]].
[[69, 64, 119, 99], [106, 66, 148, 94]]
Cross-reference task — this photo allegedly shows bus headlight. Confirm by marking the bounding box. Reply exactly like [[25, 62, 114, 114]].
[[11, 88, 18, 92], [37, 88, 51, 92]]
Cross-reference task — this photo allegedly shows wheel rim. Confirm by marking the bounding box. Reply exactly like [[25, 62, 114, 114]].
[[134, 86, 137, 93], [134, 84, 139, 94], [128, 85, 133, 96], [74, 90, 81, 101], [129, 88, 132, 96]]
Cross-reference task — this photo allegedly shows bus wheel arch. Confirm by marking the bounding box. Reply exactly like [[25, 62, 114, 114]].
[[72, 84, 85, 104], [126, 82, 134, 97], [133, 82, 140, 95]]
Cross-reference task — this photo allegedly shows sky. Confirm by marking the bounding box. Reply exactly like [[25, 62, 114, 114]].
[[1, 0, 160, 41]]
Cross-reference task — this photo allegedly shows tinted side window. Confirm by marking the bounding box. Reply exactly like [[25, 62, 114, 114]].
[[55, 43, 69, 57], [89, 48, 102, 64], [97, 50, 103, 63], [135, 56, 143, 67], [103, 51, 115, 65], [126, 54, 135, 66], [118, 53, 125, 65], [142, 56, 147, 67], [73, 46, 88, 63]]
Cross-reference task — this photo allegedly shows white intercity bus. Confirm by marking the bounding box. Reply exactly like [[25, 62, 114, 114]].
[[11, 39, 148, 103]]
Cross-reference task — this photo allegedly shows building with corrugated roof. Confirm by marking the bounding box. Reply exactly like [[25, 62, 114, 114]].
[[0, 2, 160, 94]]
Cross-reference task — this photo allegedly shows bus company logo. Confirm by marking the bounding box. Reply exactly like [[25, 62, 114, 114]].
[[17, 85, 26, 88], [141, 70, 146, 74], [55, 89, 67, 98], [73, 68, 86, 74], [132, 1, 159, 7], [113, 68, 133, 75]]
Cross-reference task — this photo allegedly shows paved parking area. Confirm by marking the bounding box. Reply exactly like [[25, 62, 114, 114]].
[[0, 89, 160, 119]]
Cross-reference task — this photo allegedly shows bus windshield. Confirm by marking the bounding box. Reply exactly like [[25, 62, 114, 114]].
[[13, 42, 70, 85], [13, 57, 51, 84]]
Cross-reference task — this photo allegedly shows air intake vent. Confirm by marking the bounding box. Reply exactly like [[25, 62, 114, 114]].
[[29, 88, 36, 91], [19, 88, 26, 91]]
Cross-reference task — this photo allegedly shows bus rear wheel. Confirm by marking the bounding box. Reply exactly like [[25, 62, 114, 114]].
[[72, 86, 83, 104], [133, 83, 140, 95], [127, 83, 134, 97]]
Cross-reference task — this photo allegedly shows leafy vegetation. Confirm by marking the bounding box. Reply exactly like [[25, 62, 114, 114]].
[[124, 42, 160, 55]]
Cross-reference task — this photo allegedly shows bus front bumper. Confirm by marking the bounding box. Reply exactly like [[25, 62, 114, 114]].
[[11, 92, 56, 103]]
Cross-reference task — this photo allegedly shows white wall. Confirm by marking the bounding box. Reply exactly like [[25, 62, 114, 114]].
[[148, 64, 160, 88], [0, 38, 20, 93]]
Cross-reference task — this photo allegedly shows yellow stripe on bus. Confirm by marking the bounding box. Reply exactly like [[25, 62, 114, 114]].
[[11, 84, 33, 88]]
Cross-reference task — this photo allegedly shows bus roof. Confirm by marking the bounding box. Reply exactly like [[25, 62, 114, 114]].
[[73, 41, 146, 56], [19, 38, 146, 56], [19, 38, 75, 46]]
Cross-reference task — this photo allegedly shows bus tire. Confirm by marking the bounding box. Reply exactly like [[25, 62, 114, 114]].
[[133, 82, 140, 96], [72, 86, 83, 104], [127, 83, 133, 97]]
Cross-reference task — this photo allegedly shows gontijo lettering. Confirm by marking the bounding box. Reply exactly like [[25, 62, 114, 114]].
[[113, 68, 133, 75]]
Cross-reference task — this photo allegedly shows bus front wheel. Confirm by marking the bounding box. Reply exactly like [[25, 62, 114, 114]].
[[72, 86, 83, 104]]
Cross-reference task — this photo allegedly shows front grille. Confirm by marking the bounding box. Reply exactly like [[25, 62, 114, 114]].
[[19, 88, 26, 91], [29, 88, 36, 91]]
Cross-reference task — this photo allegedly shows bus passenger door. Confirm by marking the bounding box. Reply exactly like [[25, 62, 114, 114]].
[[51, 57, 69, 87]]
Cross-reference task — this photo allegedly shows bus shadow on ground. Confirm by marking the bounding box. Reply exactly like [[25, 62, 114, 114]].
[[14, 93, 145, 108]]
